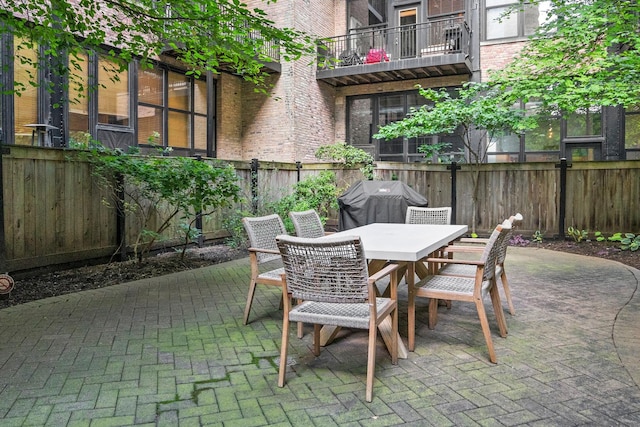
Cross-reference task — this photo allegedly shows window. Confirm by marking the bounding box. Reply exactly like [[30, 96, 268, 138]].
[[428, 0, 464, 17], [484, 0, 551, 41], [68, 52, 90, 144], [347, 90, 463, 162], [565, 107, 602, 138], [625, 107, 640, 159], [98, 57, 130, 126], [14, 38, 38, 146], [137, 65, 209, 152]]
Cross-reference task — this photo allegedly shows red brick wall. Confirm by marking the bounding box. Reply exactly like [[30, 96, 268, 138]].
[[479, 41, 527, 81]]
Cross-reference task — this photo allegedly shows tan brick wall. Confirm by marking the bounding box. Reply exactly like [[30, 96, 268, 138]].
[[479, 41, 527, 81], [216, 73, 244, 160], [232, 0, 338, 163]]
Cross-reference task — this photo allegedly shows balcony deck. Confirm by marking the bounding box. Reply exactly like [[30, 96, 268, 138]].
[[316, 18, 471, 86]]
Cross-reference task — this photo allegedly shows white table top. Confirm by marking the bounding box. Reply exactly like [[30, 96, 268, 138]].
[[326, 223, 468, 262]]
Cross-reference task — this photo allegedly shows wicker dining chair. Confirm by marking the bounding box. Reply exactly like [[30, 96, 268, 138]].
[[276, 234, 399, 402], [242, 214, 288, 325], [409, 220, 511, 363], [405, 206, 452, 225], [289, 209, 331, 238], [439, 213, 523, 315]]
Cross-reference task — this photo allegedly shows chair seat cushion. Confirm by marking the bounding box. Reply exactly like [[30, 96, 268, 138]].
[[420, 275, 493, 296], [289, 298, 394, 329], [439, 263, 475, 276]]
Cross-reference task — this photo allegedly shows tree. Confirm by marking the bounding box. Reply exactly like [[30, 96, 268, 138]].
[[490, 0, 640, 114], [374, 83, 536, 233], [1, 0, 317, 92], [82, 145, 243, 262]]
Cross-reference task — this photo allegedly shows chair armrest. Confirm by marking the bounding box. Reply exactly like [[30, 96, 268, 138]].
[[442, 245, 485, 253], [247, 247, 281, 255], [368, 262, 400, 283], [457, 238, 490, 244]]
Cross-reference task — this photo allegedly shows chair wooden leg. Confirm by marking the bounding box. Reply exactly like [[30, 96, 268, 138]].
[[243, 280, 257, 325], [366, 324, 377, 402], [489, 285, 508, 337], [313, 324, 321, 356], [428, 298, 439, 330], [278, 317, 290, 387], [391, 308, 398, 365], [500, 270, 515, 315], [475, 298, 497, 364]]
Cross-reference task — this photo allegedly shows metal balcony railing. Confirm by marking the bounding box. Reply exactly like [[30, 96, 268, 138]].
[[317, 17, 469, 70]]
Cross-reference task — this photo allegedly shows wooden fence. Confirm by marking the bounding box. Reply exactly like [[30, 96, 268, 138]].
[[2, 145, 639, 272]]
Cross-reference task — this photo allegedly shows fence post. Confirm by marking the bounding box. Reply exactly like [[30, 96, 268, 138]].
[[194, 155, 204, 247], [555, 157, 571, 239], [296, 161, 302, 182], [115, 173, 127, 261], [447, 162, 461, 225], [251, 158, 259, 214]]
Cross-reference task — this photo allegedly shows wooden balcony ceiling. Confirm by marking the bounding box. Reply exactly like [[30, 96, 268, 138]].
[[316, 53, 471, 87]]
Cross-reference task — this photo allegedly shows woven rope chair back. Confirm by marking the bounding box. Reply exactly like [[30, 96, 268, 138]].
[[496, 213, 523, 264], [242, 214, 286, 264], [405, 206, 452, 225], [289, 209, 325, 238], [277, 235, 370, 304], [480, 221, 512, 283]]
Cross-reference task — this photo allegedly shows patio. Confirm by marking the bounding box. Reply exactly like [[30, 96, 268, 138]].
[[0, 247, 638, 425]]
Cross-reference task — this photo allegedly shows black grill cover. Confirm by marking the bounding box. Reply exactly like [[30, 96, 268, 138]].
[[338, 181, 428, 231]]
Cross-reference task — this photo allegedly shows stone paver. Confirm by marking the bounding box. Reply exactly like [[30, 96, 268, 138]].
[[0, 247, 638, 426]]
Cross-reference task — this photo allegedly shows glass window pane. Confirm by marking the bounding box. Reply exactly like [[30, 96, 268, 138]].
[[625, 113, 640, 150], [566, 107, 602, 137], [68, 53, 90, 143], [524, 1, 551, 35], [488, 131, 520, 153], [138, 67, 163, 106], [194, 115, 207, 150], [14, 38, 38, 146], [378, 94, 404, 155], [168, 111, 189, 148], [429, 0, 464, 16], [137, 106, 163, 145], [194, 79, 207, 114], [98, 58, 130, 126], [348, 98, 373, 145], [486, 7, 518, 39], [168, 72, 190, 111], [525, 116, 560, 151]]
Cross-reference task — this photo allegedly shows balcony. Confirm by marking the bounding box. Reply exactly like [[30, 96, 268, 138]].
[[317, 18, 471, 86]]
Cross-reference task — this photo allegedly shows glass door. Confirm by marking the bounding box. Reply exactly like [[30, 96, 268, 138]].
[[399, 8, 417, 58]]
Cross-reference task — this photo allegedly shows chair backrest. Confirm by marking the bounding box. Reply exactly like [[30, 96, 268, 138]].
[[479, 220, 512, 283], [289, 209, 325, 238], [242, 214, 287, 264], [405, 206, 452, 225], [276, 235, 370, 303], [497, 213, 523, 264]]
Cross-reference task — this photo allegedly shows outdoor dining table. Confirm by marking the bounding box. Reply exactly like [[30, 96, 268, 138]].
[[318, 222, 469, 358]]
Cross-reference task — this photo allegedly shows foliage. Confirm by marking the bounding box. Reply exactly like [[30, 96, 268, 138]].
[[79, 144, 242, 261], [532, 230, 544, 244], [267, 171, 340, 234], [1, 0, 317, 93], [607, 232, 624, 242], [594, 231, 606, 242], [620, 233, 640, 252], [567, 226, 588, 243], [223, 171, 341, 245], [417, 141, 452, 163], [374, 82, 536, 233], [315, 142, 375, 180], [490, 0, 640, 114]]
